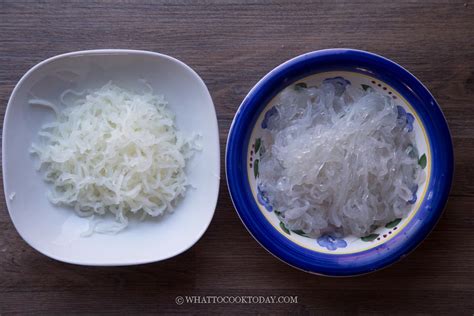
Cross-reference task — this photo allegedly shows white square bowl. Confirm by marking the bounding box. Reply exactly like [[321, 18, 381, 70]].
[[3, 49, 220, 266]]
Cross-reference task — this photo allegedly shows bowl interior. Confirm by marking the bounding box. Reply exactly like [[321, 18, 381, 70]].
[[248, 71, 430, 254], [3, 50, 220, 265]]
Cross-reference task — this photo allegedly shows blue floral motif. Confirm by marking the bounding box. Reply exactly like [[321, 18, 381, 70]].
[[261, 106, 278, 129], [406, 113, 414, 132], [317, 233, 348, 251], [257, 185, 273, 212], [397, 105, 406, 118], [323, 76, 351, 96], [408, 184, 418, 204], [396, 105, 414, 132]]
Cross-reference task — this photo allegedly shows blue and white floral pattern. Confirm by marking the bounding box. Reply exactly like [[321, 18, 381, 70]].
[[408, 184, 418, 204], [261, 106, 277, 129], [317, 233, 348, 251], [397, 105, 414, 132], [257, 185, 273, 212]]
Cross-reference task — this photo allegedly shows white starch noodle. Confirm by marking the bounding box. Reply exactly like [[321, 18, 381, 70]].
[[31, 83, 198, 234]]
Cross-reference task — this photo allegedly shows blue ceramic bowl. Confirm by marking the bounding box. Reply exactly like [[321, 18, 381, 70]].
[[226, 49, 453, 276]]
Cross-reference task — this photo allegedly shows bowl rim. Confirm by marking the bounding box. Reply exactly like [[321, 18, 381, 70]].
[[225, 48, 454, 276], [2, 49, 220, 266]]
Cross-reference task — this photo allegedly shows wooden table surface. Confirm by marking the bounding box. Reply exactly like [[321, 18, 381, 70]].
[[1, 1, 473, 314]]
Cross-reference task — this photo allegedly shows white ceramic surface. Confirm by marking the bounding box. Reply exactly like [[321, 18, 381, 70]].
[[2, 49, 220, 266]]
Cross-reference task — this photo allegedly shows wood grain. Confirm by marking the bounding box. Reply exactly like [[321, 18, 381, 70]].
[[0, 0, 473, 314]]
